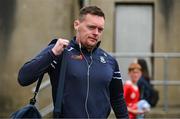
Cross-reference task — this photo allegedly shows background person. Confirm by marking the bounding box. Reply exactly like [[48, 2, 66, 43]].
[[124, 63, 149, 119], [136, 58, 159, 108]]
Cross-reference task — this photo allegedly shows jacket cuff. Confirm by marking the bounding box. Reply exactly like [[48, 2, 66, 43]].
[[48, 49, 59, 60]]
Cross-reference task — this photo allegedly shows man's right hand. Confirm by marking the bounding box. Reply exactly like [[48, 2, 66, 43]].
[[52, 38, 69, 56]]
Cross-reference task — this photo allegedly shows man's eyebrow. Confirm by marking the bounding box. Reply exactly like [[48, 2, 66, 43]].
[[88, 24, 104, 28]]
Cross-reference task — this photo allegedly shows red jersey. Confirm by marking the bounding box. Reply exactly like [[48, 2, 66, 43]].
[[124, 80, 140, 119]]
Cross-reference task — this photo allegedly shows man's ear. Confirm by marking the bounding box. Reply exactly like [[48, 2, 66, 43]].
[[74, 20, 80, 31]]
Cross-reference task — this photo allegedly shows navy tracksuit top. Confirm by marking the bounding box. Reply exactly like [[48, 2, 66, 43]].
[[18, 37, 128, 118]]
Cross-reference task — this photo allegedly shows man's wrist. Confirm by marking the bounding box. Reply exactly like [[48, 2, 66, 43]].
[[52, 48, 62, 56]]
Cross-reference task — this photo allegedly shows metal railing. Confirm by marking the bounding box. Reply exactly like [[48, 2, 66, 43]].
[[32, 52, 180, 117], [111, 52, 180, 112]]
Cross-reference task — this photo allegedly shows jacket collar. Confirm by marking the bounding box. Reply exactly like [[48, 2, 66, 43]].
[[69, 37, 101, 53]]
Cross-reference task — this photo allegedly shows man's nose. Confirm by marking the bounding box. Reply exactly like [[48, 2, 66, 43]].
[[92, 28, 99, 35]]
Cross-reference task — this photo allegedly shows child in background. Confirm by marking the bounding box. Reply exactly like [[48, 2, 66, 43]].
[[124, 63, 150, 119]]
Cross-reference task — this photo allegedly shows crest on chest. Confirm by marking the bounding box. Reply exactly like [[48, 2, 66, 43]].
[[100, 56, 106, 63]]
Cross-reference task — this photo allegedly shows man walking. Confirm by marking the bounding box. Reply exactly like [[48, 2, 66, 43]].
[[18, 6, 128, 118]]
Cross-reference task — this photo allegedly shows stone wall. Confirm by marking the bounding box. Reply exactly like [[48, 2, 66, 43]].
[[0, 0, 78, 117]]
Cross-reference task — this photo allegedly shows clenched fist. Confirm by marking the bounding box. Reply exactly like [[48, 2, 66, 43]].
[[52, 38, 69, 56]]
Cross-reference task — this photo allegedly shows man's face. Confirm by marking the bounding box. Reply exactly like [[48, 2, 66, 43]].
[[74, 14, 105, 49]]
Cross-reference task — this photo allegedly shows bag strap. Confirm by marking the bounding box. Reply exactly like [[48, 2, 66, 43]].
[[29, 39, 57, 105], [30, 74, 44, 105], [53, 50, 67, 117]]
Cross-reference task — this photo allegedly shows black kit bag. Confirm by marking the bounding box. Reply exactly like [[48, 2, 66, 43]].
[[10, 74, 44, 119]]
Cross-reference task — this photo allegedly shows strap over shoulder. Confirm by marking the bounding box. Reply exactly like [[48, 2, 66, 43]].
[[53, 50, 68, 118], [48, 39, 58, 46]]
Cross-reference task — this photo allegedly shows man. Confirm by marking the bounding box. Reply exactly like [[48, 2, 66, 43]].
[[18, 6, 128, 118]]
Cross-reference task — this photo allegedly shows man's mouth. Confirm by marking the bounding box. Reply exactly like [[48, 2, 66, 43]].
[[89, 37, 98, 42]]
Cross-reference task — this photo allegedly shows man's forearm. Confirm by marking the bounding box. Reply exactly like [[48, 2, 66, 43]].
[[18, 46, 58, 86], [110, 79, 129, 118]]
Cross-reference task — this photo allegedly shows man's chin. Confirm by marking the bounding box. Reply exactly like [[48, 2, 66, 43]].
[[89, 39, 98, 44], [85, 43, 96, 50], [88, 42, 97, 47]]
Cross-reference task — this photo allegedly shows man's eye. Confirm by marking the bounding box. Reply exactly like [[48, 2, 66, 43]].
[[98, 28, 103, 32], [87, 25, 104, 33], [88, 26, 95, 30]]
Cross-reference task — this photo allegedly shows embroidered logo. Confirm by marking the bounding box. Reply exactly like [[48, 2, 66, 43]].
[[71, 54, 83, 60], [100, 56, 106, 63]]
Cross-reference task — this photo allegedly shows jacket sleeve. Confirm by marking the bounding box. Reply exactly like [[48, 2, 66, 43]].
[[109, 59, 129, 118], [18, 44, 60, 86]]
